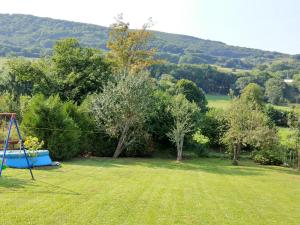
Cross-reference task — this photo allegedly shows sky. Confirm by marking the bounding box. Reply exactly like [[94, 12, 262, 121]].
[[1, 0, 299, 54]]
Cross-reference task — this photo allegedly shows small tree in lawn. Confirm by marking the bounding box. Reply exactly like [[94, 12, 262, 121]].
[[223, 98, 277, 165], [168, 94, 199, 161], [92, 73, 155, 158]]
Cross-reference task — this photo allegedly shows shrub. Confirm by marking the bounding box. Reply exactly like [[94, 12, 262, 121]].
[[65, 95, 117, 157], [199, 108, 228, 148], [253, 149, 282, 165], [264, 105, 289, 127], [21, 94, 81, 160]]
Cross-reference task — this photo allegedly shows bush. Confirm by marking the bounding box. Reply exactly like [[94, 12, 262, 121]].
[[199, 108, 228, 148], [264, 105, 289, 127], [21, 94, 81, 160], [253, 149, 283, 165], [66, 95, 117, 157]]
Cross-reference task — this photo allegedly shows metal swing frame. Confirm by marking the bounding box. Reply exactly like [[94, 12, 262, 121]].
[[0, 113, 34, 180]]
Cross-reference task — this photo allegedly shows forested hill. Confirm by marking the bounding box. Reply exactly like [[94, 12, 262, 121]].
[[0, 13, 296, 69]]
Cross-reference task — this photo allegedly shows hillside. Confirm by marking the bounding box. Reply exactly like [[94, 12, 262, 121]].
[[0, 14, 296, 69]]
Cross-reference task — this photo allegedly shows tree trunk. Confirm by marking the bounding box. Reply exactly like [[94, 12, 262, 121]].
[[113, 124, 129, 158], [298, 150, 300, 171], [232, 143, 240, 166], [113, 141, 124, 158], [177, 136, 184, 161]]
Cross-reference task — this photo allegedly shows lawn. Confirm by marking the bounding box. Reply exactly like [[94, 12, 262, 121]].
[[0, 158, 299, 225]]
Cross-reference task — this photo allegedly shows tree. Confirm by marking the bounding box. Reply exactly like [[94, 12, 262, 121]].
[[176, 79, 207, 112], [107, 15, 158, 73], [4, 58, 50, 99], [240, 83, 264, 108], [92, 73, 155, 158], [265, 78, 285, 105], [158, 74, 177, 95], [52, 38, 111, 103], [167, 94, 199, 161], [223, 98, 278, 165]]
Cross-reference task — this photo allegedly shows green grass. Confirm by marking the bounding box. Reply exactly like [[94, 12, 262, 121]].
[[207, 94, 300, 111], [214, 65, 249, 74], [207, 94, 231, 109], [0, 158, 299, 225]]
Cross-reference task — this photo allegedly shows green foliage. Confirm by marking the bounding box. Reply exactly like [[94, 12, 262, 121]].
[[240, 83, 264, 108], [253, 148, 283, 165], [0, 92, 20, 114], [223, 97, 278, 165], [199, 108, 228, 148], [253, 146, 298, 166], [107, 15, 157, 73], [21, 94, 81, 160], [167, 94, 200, 161], [1, 39, 111, 104], [264, 104, 289, 127], [65, 95, 116, 157], [52, 38, 112, 103], [92, 73, 156, 157], [148, 90, 173, 146], [265, 78, 286, 105], [191, 131, 210, 157], [176, 79, 207, 112], [150, 63, 237, 95]]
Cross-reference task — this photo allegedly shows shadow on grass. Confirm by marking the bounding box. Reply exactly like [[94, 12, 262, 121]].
[[36, 180, 81, 196], [66, 157, 274, 176], [256, 164, 300, 176], [0, 177, 81, 196], [0, 176, 32, 189]]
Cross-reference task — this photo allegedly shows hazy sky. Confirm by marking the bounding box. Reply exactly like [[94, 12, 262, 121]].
[[1, 0, 299, 54]]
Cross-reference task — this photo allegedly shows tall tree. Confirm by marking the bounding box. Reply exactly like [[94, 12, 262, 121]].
[[107, 15, 158, 74], [240, 83, 264, 108], [92, 72, 155, 158], [265, 78, 285, 105], [52, 38, 111, 103], [168, 94, 199, 161]]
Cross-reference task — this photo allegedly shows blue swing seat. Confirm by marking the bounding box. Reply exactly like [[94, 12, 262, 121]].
[[0, 150, 53, 168]]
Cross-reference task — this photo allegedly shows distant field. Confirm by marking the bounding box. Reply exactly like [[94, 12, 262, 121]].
[[214, 65, 249, 74], [207, 94, 300, 111], [206, 94, 231, 109]]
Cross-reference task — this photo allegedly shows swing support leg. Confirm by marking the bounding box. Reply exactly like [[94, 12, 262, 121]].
[[13, 118, 35, 180], [0, 114, 35, 180]]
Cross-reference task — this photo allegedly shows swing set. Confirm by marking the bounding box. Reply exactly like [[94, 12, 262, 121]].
[[0, 113, 34, 180]]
